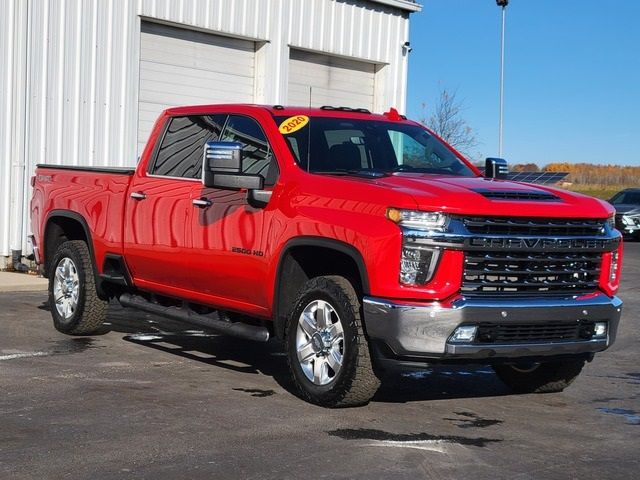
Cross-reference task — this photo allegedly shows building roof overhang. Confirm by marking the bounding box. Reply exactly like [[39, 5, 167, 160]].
[[369, 0, 422, 13]]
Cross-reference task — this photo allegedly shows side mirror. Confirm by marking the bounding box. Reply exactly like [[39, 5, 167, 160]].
[[202, 141, 264, 190], [485, 157, 509, 179]]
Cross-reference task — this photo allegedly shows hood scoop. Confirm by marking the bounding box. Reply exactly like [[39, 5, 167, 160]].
[[473, 189, 560, 201]]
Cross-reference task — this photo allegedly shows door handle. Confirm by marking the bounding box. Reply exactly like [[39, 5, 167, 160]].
[[130, 191, 146, 200], [192, 198, 213, 208]]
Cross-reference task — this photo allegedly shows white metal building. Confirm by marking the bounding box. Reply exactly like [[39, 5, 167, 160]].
[[1, 0, 421, 267]]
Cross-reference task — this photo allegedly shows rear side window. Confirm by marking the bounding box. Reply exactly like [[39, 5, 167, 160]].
[[151, 115, 226, 179], [221, 115, 278, 184]]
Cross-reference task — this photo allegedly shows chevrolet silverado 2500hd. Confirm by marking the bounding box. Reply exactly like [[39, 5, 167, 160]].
[[30, 104, 623, 407]]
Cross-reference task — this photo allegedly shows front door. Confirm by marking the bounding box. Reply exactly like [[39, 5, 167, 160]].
[[188, 114, 279, 313]]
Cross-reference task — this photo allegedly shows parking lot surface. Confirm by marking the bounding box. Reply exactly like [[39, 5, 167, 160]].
[[1, 244, 639, 480]]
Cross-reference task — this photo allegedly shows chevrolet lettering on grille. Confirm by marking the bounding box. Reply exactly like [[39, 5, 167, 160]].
[[467, 236, 620, 252]]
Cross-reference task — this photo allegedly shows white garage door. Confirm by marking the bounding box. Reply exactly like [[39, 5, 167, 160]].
[[138, 22, 256, 153], [288, 49, 376, 111]]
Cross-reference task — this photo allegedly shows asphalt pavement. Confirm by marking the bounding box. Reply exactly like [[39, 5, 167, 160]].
[[1, 244, 638, 479]]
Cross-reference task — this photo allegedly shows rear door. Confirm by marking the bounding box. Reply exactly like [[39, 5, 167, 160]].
[[188, 114, 279, 312], [124, 115, 225, 293]]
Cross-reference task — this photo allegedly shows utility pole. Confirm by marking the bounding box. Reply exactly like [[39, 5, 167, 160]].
[[497, 0, 508, 157]]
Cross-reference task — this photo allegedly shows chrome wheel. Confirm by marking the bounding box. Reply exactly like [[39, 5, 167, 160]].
[[296, 299, 344, 386], [53, 257, 80, 319]]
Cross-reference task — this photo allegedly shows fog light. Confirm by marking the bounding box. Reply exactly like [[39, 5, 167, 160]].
[[400, 245, 439, 285], [450, 325, 478, 343], [593, 322, 608, 338]]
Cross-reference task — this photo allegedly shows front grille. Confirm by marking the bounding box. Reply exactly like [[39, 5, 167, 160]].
[[474, 189, 559, 201], [462, 252, 601, 295], [475, 321, 596, 344], [462, 217, 606, 236]]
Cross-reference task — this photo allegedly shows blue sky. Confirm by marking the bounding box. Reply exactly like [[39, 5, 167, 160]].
[[406, 0, 640, 166]]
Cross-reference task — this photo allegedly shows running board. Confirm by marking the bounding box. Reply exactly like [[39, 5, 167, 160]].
[[118, 293, 270, 342]]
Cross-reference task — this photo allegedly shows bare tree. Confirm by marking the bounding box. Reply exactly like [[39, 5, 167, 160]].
[[420, 89, 478, 158]]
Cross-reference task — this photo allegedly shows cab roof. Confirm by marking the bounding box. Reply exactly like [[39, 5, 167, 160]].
[[163, 104, 412, 123]]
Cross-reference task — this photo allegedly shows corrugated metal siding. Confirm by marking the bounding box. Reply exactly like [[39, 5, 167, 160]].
[[138, 0, 273, 41], [25, 0, 139, 172], [1, 0, 412, 258], [1, 1, 13, 257], [8, 0, 140, 259], [1, 0, 28, 260]]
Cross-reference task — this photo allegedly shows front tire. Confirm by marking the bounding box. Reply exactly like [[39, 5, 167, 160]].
[[493, 359, 586, 394], [286, 276, 380, 407], [49, 240, 108, 335]]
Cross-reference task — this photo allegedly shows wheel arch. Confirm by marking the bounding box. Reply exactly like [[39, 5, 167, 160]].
[[272, 237, 370, 340], [43, 210, 106, 298]]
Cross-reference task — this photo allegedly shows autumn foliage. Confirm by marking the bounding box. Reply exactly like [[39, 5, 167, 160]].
[[511, 163, 640, 186]]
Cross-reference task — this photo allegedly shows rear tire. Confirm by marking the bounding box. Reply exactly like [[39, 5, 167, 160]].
[[286, 276, 380, 407], [493, 359, 586, 393], [49, 240, 108, 335]]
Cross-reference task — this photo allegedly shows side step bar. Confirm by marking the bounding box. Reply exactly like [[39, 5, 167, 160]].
[[118, 293, 270, 342]]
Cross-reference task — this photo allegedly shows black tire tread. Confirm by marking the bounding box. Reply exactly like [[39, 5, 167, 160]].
[[287, 275, 380, 407], [49, 240, 108, 335]]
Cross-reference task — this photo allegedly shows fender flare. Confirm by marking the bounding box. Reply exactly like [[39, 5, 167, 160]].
[[272, 236, 370, 339], [44, 210, 105, 297]]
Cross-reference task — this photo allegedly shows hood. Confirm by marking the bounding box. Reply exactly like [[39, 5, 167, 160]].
[[356, 174, 614, 218]]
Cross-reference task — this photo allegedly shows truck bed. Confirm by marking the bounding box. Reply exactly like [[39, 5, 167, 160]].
[[31, 164, 134, 273], [36, 164, 136, 175]]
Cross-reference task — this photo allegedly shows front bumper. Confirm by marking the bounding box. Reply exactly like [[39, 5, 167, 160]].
[[363, 293, 622, 361]]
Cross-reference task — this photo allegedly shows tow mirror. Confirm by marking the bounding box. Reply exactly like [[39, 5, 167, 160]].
[[202, 141, 264, 190], [485, 157, 509, 179]]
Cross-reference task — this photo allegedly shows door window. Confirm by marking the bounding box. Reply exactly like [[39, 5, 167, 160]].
[[220, 115, 279, 185], [151, 115, 226, 179]]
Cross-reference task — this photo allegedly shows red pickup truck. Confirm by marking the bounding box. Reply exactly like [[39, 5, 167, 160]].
[[30, 104, 623, 407]]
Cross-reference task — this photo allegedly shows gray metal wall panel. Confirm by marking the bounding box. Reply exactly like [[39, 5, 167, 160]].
[[1, 0, 28, 259], [138, 0, 272, 41]]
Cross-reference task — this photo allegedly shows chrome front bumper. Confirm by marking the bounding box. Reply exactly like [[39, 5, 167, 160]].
[[363, 293, 622, 360]]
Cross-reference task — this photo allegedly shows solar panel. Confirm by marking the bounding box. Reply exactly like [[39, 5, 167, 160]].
[[508, 172, 569, 185], [472, 164, 571, 185]]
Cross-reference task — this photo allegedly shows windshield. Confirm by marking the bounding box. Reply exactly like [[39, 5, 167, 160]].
[[275, 116, 476, 177], [610, 191, 640, 205]]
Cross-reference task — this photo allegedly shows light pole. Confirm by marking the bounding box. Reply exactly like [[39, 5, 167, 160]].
[[497, 0, 508, 157]]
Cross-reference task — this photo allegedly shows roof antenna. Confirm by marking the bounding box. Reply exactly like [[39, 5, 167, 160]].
[[307, 86, 312, 173]]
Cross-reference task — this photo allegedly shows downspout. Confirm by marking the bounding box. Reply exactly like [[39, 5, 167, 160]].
[[9, 0, 29, 272]]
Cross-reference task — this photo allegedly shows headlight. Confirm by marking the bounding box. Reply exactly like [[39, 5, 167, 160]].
[[621, 215, 634, 226], [386, 209, 447, 286], [607, 215, 616, 229], [386, 208, 449, 231]]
